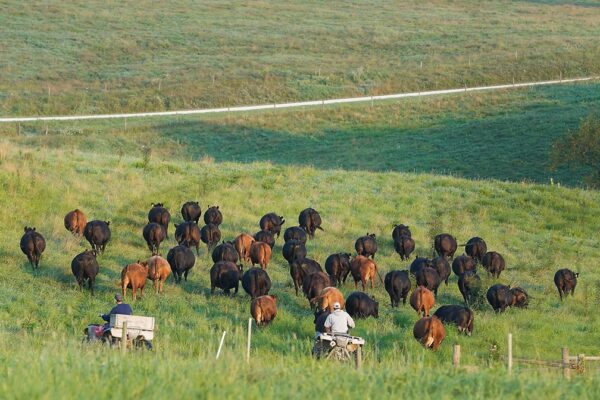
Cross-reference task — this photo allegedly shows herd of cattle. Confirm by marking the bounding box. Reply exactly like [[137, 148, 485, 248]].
[[19, 203, 580, 351]]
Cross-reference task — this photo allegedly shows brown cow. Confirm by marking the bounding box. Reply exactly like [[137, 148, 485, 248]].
[[313, 287, 345, 312], [413, 316, 446, 350], [121, 262, 149, 301], [251, 295, 277, 326], [250, 241, 272, 270], [350, 255, 383, 290], [410, 286, 435, 317], [140, 255, 171, 294], [235, 233, 255, 264], [64, 209, 87, 236]]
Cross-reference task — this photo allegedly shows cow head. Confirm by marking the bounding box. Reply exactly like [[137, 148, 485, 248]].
[[511, 287, 529, 308]]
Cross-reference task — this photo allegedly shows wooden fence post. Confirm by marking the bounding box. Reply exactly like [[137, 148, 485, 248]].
[[355, 346, 362, 369], [246, 318, 252, 364], [121, 321, 128, 354], [453, 345, 461, 368], [562, 347, 570, 379], [215, 331, 227, 359], [507, 333, 513, 374], [578, 354, 585, 372]]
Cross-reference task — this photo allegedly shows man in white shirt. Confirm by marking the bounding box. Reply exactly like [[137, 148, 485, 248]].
[[324, 302, 355, 334]]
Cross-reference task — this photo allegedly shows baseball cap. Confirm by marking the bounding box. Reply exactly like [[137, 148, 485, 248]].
[[333, 302, 341, 310], [115, 293, 123, 302]]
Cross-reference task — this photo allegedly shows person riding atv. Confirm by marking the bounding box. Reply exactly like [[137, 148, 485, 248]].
[[85, 294, 132, 342]]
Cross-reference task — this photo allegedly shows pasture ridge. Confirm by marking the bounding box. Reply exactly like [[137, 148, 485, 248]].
[[1, 76, 597, 123]]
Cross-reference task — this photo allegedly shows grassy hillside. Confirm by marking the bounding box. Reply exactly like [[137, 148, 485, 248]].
[[6, 82, 600, 186], [0, 141, 599, 398], [2, 0, 600, 115]]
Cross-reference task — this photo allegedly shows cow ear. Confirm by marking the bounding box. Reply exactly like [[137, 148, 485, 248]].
[[175, 224, 179, 228]]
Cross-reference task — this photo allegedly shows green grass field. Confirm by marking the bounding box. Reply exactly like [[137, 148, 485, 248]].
[[2, 0, 600, 398]]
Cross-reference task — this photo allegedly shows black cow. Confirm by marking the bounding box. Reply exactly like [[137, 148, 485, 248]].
[[84, 220, 111, 254], [148, 203, 171, 238], [325, 253, 351, 286], [465, 237, 487, 264], [415, 267, 441, 296], [283, 226, 308, 245], [242, 267, 272, 298], [210, 261, 242, 295], [433, 305, 474, 335], [392, 224, 412, 241], [204, 205, 223, 226], [431, 256, 451, 285], [20, 227, 46, 268], [71, 249, 99, 294], [167, 245, 195, 283], [143, 222, 166, 255], [259, 213, 285, 238], [434, 233, 457, 258], [181, 201, 201, 223], [200, 224, 221, 251], [355, 233, 377, 259], [212, 242, 239, 264], [482, 251, 505, 278], [299, 208, 323, 238], [410, 256, 432, 275], [282, 240, 307, 264], [452, 254, 476, 277], [458, 270, 482, 307], [175, 221, 201, 255], [289, 258, 322, 296], [393, 235, 415, 261], [384, 270, 411, 307], [487, 284, 528, 312], [345, 292, 379, 319], [302, 272, 331, 304], [254, 230, 275, 249], [554, 269, 578, 301]]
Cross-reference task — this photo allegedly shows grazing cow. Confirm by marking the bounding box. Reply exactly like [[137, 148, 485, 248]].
[[432, 256, 451, 285], [458, 270, 482, 307], [121, 262, 149, 301], [413, 316, 446, 350], [181, 201, 201, 223], [242, 267, 272, 298], [71, 250, 99, 295], [303, 272, 331, 305], [384, 270, 411, 307], [283, 226, 308, 245], [64, 209, 87, 236], [345, 292, 379, 319], [20, 227, 46, 268], [250, 241, 272, 270], [140, 255, 171, 294], [212, 241, 239, 264], [314, 309, 331, 333], [482, 251, 505, 278], [234, 233, 255, 264], [167, 245, 195, 283], [299, 208, 323, 238], [487, 284, 528, 312], [350, 255, 382, 290], [465, 237, 487, 263], [84, 220, 111, 254], [251, 295, 277, 326], [392, 224, 412, 241], [313, 287, 345, 312], [394, 235, 415, 261], [204, 205, 223, 226], [210, 261, 242, 295], [410, 286, 435, 317], [175, 221, 201, 255], [254, 230, 275, 249], [415, 267, 441, 296], [259, 213, 285, 238], [410, 257, 432, 275], [554, 269, 578, 301], [511, 287, 529, 308], [325, 253, 352, 286], [143, 222, 166, 255], [148, 203, 171, 238], [200, 224, 221, 251], [434, 305, 474, 335], [289, 258, 322, 296], [355, 233, 378, 259], [434, 233, 457, 258], [452, 254, 476, 276], [282, 240, 307, 264]]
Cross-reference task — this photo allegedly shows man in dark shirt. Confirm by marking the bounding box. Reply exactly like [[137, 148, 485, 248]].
[[101, 294, 132, 331]]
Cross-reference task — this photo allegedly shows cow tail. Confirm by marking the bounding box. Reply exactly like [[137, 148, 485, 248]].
[[429, 317, 436, 348], [375, 263, 384, 285], [467, 309, 474, 335], [255, 302, 263, 325], [419, 287, 424, 315]]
